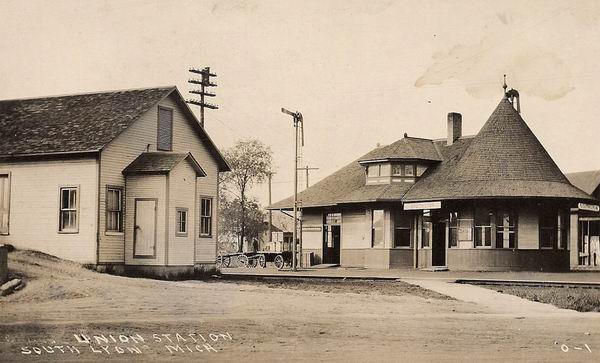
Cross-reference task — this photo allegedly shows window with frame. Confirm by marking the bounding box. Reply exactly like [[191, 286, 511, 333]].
[[496, 210, 516, 248], [558, 210, 568, 249], [475, 208, 492, 247], [157, 107, 173, 151], [106, 187, 123, 232], [59, 187, 78, 233], [404, 164, 415, 177], [176, 208, 188, 236], [449, 211, 473, 247], [371, 209, 384, 247], [421, 210, 431, 248], [367, 164, 381, 177], [392, 163, 403, 176], [394, 212, 412, 248], [0, 173, 10, 235], [539, 209, 556, 249], [200, 197, 212, 237]]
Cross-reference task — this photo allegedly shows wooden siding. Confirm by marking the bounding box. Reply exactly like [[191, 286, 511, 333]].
[[341, 211, 368, 249], [0, 158, 98, 263], [167, 161, 196, 265], [125, 175, 166, 265], [518, 205, 538, 249], [301, 210, 322, 250], [99, 93, 220, 264]]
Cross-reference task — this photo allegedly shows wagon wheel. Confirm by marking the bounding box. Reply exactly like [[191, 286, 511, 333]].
[[237, 254, 248, 267], [216, 254, 225, 268], [274, 254, 285, 270], [248, 258, 258, 268], [223, 256, 231, 268], [257, 254, 266, 268]]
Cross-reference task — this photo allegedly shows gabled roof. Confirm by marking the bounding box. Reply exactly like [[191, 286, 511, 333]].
[[566, 170, 600, 195], [403, 98, 593, 202], [359, 137, 442, 163], [122, 152, 206, 176], [0, 86, 230, 171]]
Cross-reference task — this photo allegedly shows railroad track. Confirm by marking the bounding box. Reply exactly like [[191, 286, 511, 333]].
[[456, 278, 600, 289]]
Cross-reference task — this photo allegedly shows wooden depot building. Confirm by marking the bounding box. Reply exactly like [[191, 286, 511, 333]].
[[270, 87, 599, 271], [0, 87, 230, 275]]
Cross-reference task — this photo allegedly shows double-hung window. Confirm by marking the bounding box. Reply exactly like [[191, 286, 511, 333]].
[[394, 212, 412, 248], [474, 208, 492, 247], [176, 208, 188, 236], [0, 173, 10, 235], [421, 210, 431, 248], [59, 187, 79, 233], [106, 187, 123, 232], [200, 197, 212, 237], [496, 210, 516, 248], [371, 209, 384, 247], [539, 210, 556, 249]]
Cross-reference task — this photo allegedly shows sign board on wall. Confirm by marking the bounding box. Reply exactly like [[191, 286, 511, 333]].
[[302, 225, 322, 232], [578, 203, 600, 212], [403, 201, 442, 210]]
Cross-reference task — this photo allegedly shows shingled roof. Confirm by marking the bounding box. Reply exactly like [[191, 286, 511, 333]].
[[402, 98, 592, 201], [566, 170, 600, 195], [122, 152, 206, 176], [359, 137, 442, 163], [0, 87, 230, 171], [271, 96, 593, 210]]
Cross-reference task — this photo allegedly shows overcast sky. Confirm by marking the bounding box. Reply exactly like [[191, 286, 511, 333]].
[[1, 0, 599, 205]]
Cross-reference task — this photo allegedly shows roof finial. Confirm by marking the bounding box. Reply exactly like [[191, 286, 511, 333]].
[[502, 74, 508, 95]]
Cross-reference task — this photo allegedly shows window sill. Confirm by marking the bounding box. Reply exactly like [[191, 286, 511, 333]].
[[133, 255, 156, 259], [58, 231, 79, 234], [105, 231, 124, 236], [392, 246, 413, 249], [199, 235, 213, 239], [176, 233, 189, 237]]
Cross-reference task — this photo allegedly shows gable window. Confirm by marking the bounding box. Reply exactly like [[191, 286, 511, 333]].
[[496, 210, 516, 249], [176, 208, 188, 236], [59, 187, 79, 233], [394, 212, 412, 248], [371, 209, 384, 247], [474, 208, 492, 247], [157, 106, 173, 151], [106, 187, 123, 232], [200, 197, 212, 237], [539, 210, 556, 249], [0, 173, 10, 235]]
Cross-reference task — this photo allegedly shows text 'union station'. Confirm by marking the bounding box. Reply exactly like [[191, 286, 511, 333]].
[[270, 89, 600, 271]]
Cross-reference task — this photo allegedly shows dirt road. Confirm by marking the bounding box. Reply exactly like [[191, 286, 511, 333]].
[[1, 251, 599, 362]]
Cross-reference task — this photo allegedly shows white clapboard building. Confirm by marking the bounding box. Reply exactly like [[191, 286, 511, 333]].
[[0, 86, 230, 275]]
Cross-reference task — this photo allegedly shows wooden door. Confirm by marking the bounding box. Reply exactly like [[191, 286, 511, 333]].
[[432, 222, 446, 266], [134, 199, 157, 257]]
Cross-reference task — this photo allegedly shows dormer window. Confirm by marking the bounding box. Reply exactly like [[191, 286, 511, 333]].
[[392, 163, 416, 177], [404, 164, 415, 177], [367, 164, 381, 177]]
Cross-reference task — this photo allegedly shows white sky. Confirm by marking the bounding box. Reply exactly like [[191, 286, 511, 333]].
[[1, 0, 599, 205]]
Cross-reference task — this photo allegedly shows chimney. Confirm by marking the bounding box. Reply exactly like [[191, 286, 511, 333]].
[[447, 112, 462, 146]]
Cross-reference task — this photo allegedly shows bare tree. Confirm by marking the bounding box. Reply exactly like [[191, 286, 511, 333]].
[[220, 139, 273, 252]]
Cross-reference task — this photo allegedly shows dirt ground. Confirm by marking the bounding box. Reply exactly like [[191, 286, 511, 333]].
[[1, 251, 600, 362]]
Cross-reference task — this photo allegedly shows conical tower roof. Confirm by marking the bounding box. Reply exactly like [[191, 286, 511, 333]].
[[403, 97, 594, 202]]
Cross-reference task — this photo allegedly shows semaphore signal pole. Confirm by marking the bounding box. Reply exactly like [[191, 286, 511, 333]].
[[186, 67, 218, 128], [282, 107, 303, 271]]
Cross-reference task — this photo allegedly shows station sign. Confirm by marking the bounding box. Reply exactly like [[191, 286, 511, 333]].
[[302, 225, 322, 232], [403, 201, 442, 210], [578, 203, 600, 212]]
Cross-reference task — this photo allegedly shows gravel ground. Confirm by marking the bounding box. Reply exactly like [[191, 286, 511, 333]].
[[486, 285, 600, 312]]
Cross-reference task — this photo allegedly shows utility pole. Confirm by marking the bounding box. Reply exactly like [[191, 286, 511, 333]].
[[268, 173, 273, 247], [298, 166, 319, 190], [282, 107, 304, 271], [186, 67, 218, 128]]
